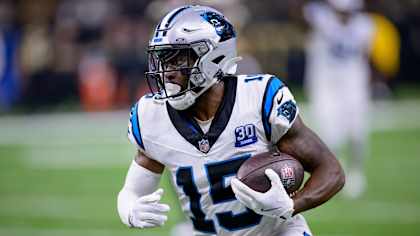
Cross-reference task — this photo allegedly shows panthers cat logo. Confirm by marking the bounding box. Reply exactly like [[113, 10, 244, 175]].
[[201, 11, 235, 42]]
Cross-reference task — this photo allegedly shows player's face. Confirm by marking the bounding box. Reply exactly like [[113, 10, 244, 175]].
[[162, 49, 193, 89], [146, 47, 199, 98]]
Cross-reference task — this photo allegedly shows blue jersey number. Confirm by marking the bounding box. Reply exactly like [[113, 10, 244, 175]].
[[176, 167, 216, 233], [244, 75, 264, 83], [176, 154, 262, 233]]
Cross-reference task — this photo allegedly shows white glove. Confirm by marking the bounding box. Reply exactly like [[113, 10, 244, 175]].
[[231, 169, 294, 221], [128, 188, 171, 228]]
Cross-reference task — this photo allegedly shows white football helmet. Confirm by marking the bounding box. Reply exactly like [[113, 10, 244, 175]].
[[145, 5, 240, 110]]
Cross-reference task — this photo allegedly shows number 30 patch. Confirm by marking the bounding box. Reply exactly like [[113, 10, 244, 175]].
[[235, 124, 258, 147]]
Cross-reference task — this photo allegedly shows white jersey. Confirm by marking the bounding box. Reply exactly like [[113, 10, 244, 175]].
[[304, 2, 374, 92], [127, 75, 307, 236], [304, 2, 373, 148]]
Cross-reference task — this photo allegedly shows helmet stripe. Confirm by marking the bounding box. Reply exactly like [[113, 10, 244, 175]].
[[155, 22, 161, 37], [165, 5, 191, 28], [156, 5, 191, 38]]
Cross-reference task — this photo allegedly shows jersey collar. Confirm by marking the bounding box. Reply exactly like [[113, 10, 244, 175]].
[[167, 76, 237, 154]]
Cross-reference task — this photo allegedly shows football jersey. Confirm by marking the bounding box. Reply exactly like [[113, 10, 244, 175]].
[[127, 74, 299, 236], [304, 2, 373, 149], [304, 1, 374, 91]]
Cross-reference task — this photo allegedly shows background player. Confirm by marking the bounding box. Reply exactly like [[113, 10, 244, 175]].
[[303, 0, 373, 198], [118, 5, 345, 235]]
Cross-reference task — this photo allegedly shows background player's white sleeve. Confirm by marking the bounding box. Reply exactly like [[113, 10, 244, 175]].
[[117, 160, 161, 226], [269, 87, 299, 143]]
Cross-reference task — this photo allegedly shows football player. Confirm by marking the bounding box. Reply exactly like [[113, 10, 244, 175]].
[[118, 5, 345, 236], [303, 0, 373, 198]]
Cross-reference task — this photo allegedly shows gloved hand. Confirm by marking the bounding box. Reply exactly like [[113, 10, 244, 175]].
[[231, 169, 294, 221], [128, 188, 171, 228]]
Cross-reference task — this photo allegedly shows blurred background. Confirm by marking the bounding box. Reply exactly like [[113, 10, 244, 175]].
[[0, 0, 419, 235]]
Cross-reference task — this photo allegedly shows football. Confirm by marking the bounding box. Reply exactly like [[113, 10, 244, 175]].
[[236, 152, 304, 194]]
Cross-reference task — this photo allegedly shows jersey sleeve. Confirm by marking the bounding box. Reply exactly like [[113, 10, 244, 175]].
[[261, 76, 299, 144], [127, 101, 146, 152]]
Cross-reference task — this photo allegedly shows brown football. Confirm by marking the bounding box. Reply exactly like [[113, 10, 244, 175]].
[[236, 152, 304, 194]]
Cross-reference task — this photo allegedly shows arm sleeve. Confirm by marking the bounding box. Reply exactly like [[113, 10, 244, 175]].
[[117, 160, 161, 226]]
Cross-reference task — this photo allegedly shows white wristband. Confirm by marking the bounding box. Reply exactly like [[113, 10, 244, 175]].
[[117, 160, 161, 226]]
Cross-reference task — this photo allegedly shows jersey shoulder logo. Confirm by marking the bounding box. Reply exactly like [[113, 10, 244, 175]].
[[234, 124, 258, 147], [277, 100, 297, 123], [200, 11, 235, 42]]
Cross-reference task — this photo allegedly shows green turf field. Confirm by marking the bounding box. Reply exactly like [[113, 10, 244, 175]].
[[0, 100, 419, 236]]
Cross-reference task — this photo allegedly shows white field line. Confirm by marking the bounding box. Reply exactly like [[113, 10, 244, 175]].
[[0, 195, 124, 221], [1, 193, 419, 225], [21, 147, 135, 169], [299, 99, 420, 131], [0, 227, 156, 236], [0, 110, 129, 146], [0, 100, 419, 145], [0, 227, 356, 236], [315, 235, 353, 236], [305, 200, 420, 224], [0, 100, 419, 169]]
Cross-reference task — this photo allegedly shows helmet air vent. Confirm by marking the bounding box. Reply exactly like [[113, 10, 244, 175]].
[[212, 55, 225, 64]]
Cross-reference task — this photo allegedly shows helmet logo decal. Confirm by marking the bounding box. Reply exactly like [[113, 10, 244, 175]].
[[201, 11, 235, 42]]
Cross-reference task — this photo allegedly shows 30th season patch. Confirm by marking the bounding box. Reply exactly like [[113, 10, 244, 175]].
[[235, 124, 258, 147]]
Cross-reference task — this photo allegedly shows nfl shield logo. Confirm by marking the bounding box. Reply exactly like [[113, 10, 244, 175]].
[[198, 139, 210, 153], [280, 164, 295, 189]]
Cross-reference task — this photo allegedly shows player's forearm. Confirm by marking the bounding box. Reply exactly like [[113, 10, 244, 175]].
[[292, 160, 345, 215], [277, 117, 345, 215]]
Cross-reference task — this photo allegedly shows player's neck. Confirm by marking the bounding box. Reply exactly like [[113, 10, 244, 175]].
[[189, 81, 225, 121]]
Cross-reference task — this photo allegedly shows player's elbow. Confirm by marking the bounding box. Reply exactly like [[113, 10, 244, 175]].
[[333, 162, 346, 193], [322, 157, 345, 195]]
